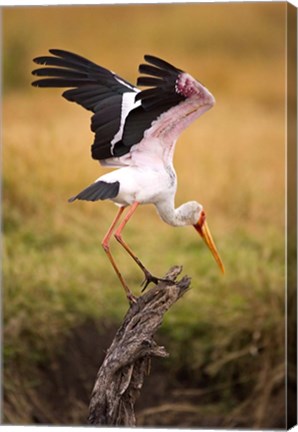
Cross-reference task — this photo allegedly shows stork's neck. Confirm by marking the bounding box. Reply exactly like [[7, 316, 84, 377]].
[[155, 199, 200, 227]]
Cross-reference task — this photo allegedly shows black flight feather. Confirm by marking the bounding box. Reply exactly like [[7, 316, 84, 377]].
[[138, 64, 170, 78], [32, 67, 86, 79], [144, 55, 183, 73], [68, 181, 120, 202], [136, 76, 164, 87]]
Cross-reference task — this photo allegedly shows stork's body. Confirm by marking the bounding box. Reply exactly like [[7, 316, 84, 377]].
[[98, 165, 176, 208], [32, 50, 224, 302]]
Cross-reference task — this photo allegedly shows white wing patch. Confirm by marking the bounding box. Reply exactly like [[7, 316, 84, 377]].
[[115, 76, 137, 91], [110, 91, 141, 155]]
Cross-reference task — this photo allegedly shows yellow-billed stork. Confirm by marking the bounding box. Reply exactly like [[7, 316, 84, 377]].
[[32, 49, 224, 302]]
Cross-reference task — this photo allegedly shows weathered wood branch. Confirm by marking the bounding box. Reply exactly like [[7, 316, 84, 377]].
[[88, 265, 191, 426]]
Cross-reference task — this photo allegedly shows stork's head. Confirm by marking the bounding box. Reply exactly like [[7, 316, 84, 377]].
[[183, 201, 224, 273]]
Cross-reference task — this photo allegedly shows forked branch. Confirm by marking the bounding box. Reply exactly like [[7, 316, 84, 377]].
[[88, 266, 191, 426]]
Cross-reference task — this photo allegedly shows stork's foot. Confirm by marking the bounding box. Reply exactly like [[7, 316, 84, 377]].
[[141, 270, 175, 292], [127, 292, 138, 305]]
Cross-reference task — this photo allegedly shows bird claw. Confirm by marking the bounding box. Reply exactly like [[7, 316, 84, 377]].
[[127, 292, 138, 305], [141, 271, 175, 292]]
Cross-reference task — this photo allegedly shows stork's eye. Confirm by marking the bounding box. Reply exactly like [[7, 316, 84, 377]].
[[198, 210, 206, 227]]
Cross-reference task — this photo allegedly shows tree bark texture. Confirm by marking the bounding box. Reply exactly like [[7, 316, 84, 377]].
[[88, 265, 191, 426]]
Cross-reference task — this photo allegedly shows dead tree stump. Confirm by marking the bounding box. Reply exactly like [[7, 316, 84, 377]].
[[88, 265, 191, 426]]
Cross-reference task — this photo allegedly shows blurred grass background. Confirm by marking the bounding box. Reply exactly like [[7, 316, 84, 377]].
[[2, 2, 287, 428]]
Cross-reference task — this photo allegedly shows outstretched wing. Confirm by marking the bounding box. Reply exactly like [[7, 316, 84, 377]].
[[117, 55, 188, 150], [122, 55, 215, 166], [32, 49, 139, 162], [32, 51, 215, 167]]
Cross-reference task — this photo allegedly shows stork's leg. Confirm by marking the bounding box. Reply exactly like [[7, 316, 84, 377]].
[[101, 206, 136, 304], [114, 202, 171, 290]]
